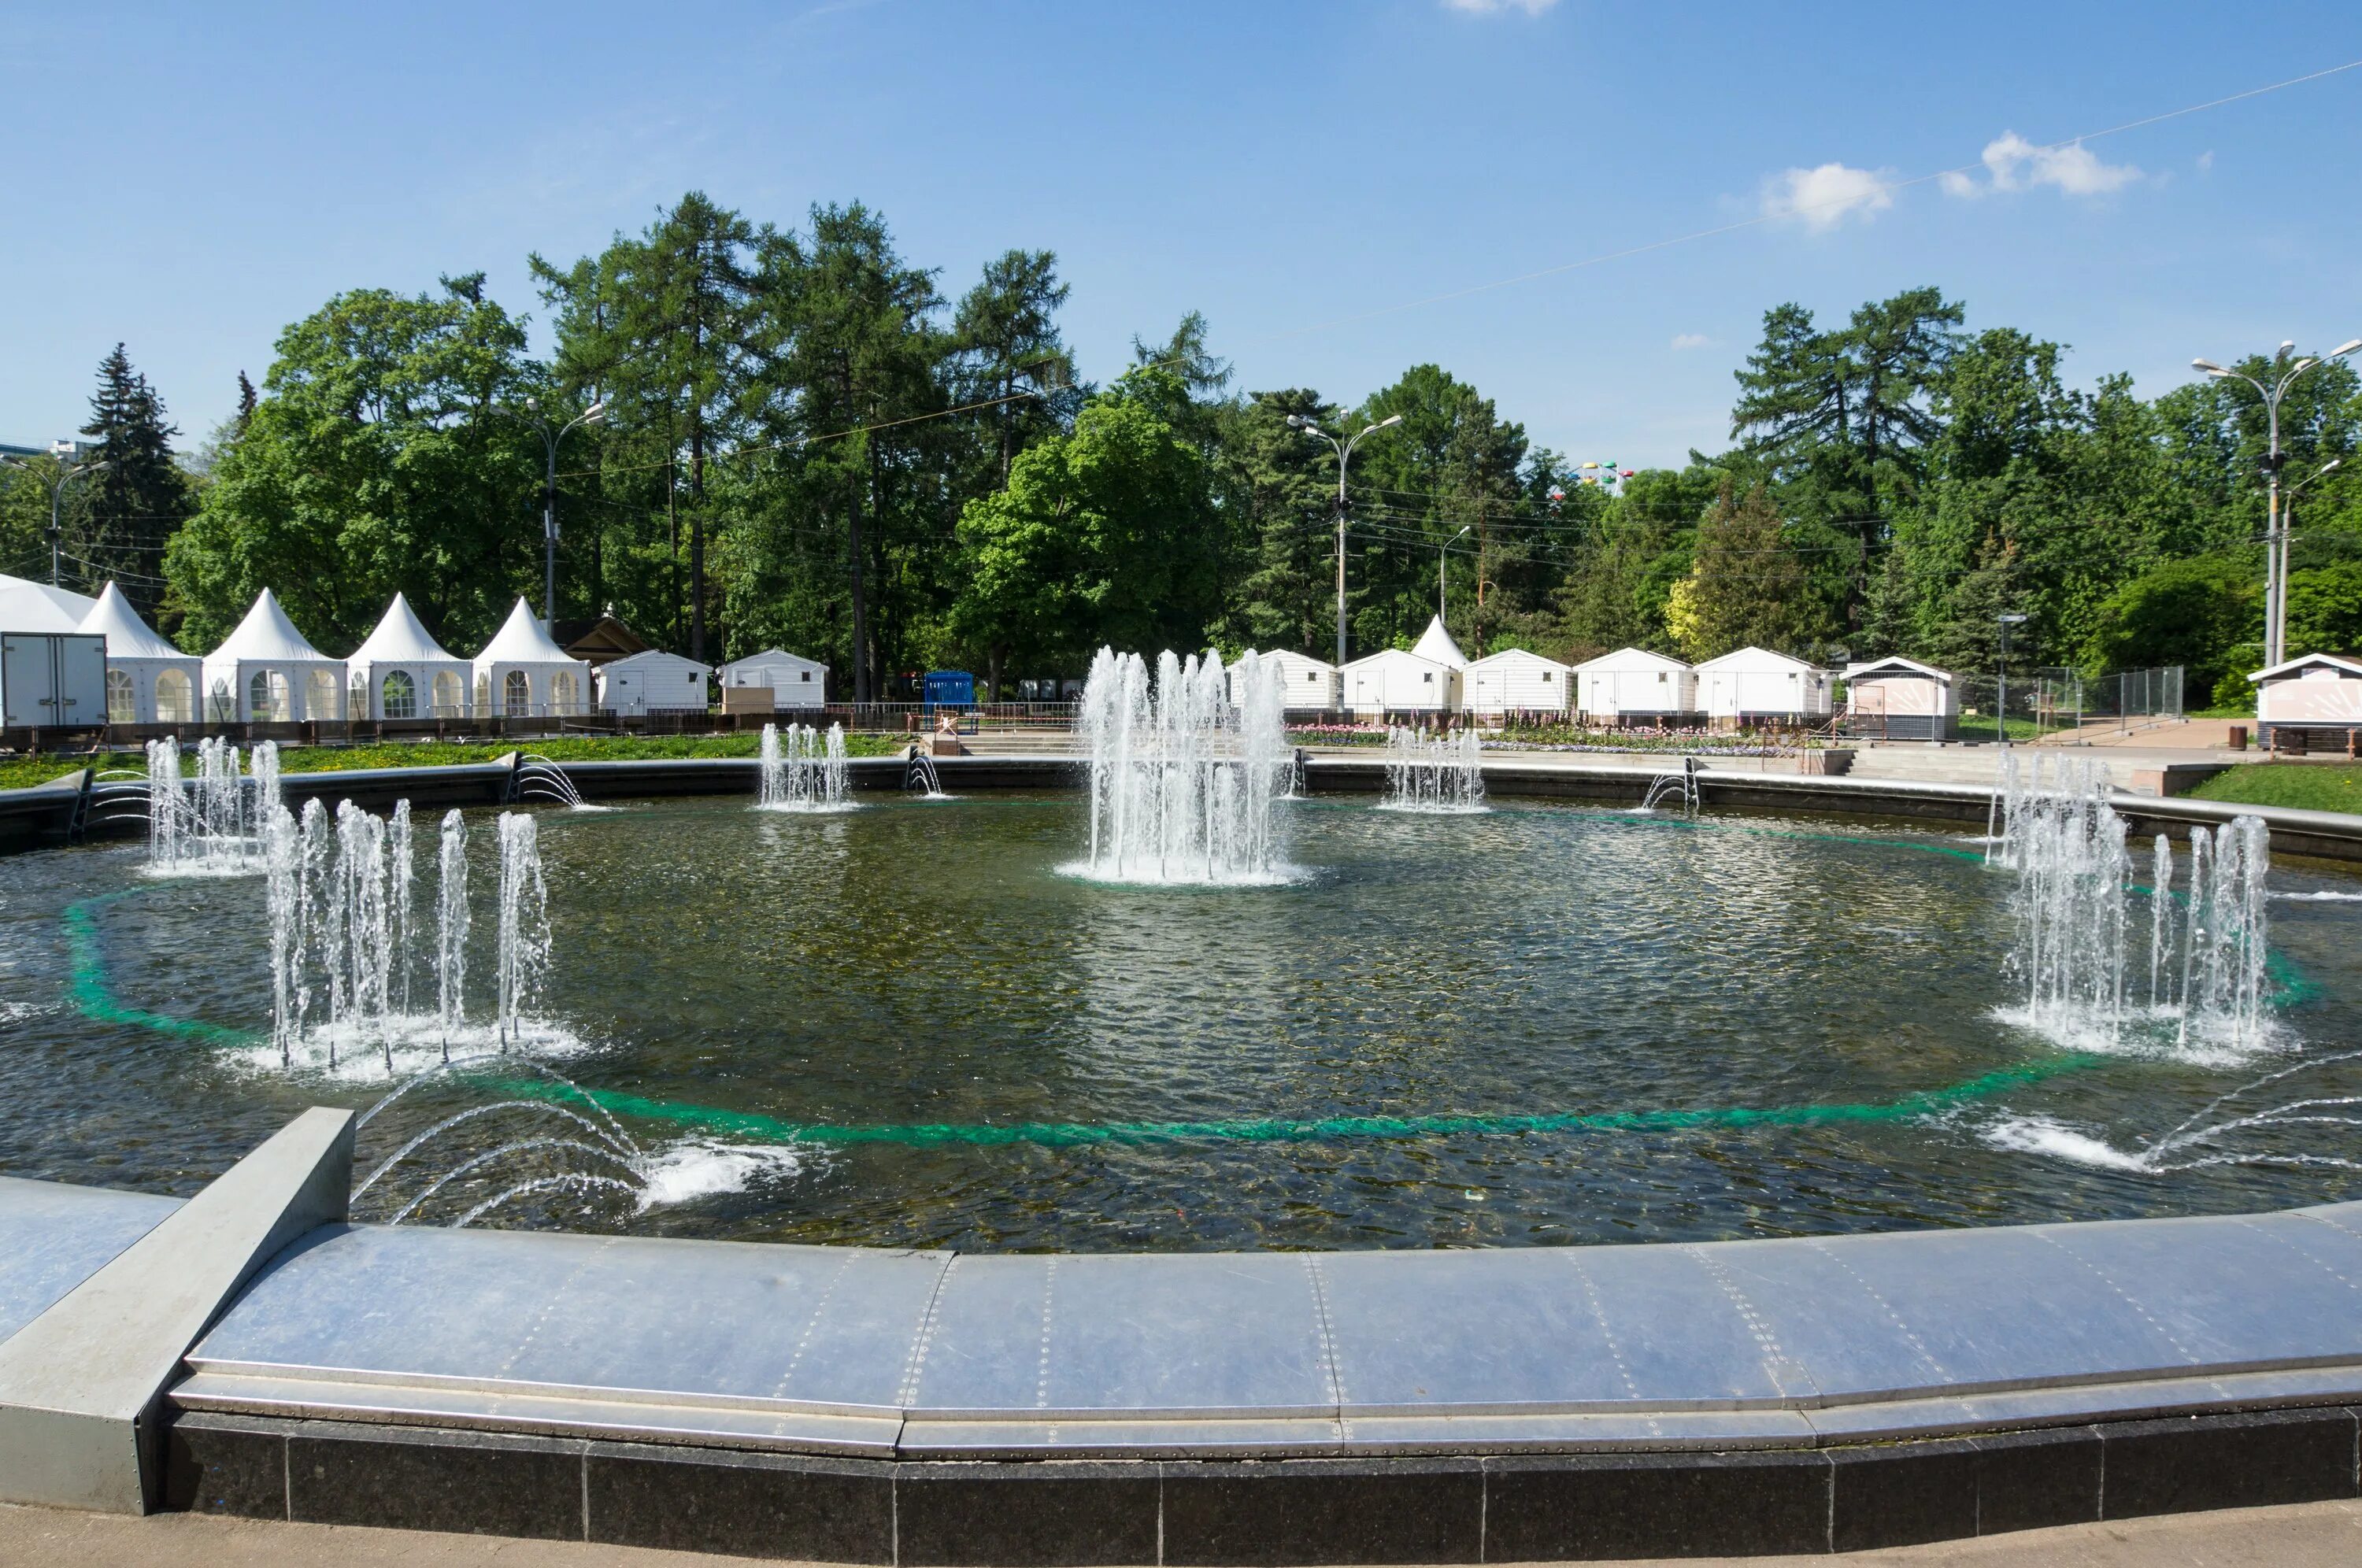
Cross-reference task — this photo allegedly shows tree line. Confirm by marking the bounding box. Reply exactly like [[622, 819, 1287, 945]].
[[6, 190, 2356, 708]]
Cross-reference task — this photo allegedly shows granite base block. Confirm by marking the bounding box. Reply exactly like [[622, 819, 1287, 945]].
[[1161, 1459, 1483, 1566], [163, 1412, 286, 1518], [895, 1461, 1161, 1566], [586, 1444, 894, 1563], [1483, 1450, 1832, 1561], [1969, 1425, 2104, 1537], [2101, 1407, 2360, 1521], [286, 1422, 583, 1540], [1828, 1438, 1977, 1551]]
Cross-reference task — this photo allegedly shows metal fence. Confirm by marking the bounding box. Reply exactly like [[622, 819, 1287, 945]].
[[1952, 665, 2183, 740]]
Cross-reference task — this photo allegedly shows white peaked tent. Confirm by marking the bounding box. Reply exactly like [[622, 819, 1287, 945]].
[[1411, 616, 1469, 670], [0, 573, 98, 633], [78, 582, 201, 723], [1464, 648, 1572, 717], [202, 588, 346, 723], [347, 593, 472, 720], [474, 597, 591, 718]]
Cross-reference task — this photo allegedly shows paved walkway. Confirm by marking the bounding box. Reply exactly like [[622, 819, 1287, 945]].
[[6, 1499, 2361, 1566]]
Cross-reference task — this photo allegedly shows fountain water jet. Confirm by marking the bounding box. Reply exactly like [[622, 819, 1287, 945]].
[[1382, 726, 1486, 813], [495, 811, 550, 1048], [146, 738, 282, 873], [757, 723, 851, 811], [1075, 646, 1290, 884]]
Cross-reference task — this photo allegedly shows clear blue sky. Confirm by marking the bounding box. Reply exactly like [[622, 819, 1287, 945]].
[[6, 1, 2360, 468]]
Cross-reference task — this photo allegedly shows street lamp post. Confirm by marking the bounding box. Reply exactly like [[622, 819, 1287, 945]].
[[1287, 412, 1402, 668], [509, 398, 606, 627], [1996, 613, 2029, 748], [1439, 525, 1471, 622], [2193, 339, 2361, 668], [0, 443, 108, 589]]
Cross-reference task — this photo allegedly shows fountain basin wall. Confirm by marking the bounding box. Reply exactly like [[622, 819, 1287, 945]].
[[9, 753, 2362, 863], [2, 1145, 2358, 1556]]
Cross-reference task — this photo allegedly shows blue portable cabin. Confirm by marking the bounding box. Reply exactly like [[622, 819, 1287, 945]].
[[922, 669, 977, 712]]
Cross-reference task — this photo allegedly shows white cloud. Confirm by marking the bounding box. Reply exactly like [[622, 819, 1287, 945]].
[[1442, 0, 1559, 13], [1759, 163, 1895, 231], [1942, 131, 2142, 199], [1670, 333, 1712, 351], [2197, 150, 2215, 173]]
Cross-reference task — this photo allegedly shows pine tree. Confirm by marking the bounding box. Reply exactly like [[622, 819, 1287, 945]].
[[77, 345, 191, 617]]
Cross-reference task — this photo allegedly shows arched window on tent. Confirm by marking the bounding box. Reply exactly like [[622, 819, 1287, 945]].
[[382, 669, 417, 719], [504, 669, 531, 716], [106, 669, 135, 723], [249, 669, 290, 722], [155, 670, 192, 725], [308, 668, 340, 722], [550, 670, 578, 714], [433, 670, 463, 717], [475, 673, 491, 716]]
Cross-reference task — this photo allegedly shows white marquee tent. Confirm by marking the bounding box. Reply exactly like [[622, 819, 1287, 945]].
[[79, 582, 200, 724], [1694, 646, 1832, 727], [346, 593, 472, 720], [202, 589, 346, 723], [719, 648, 828, 711], [1572, 648, 1698, 723], [474, 598, 591, 718], [598, 649, 712, 716], [1464, 648, 1572, 718], [0, 573, 97, 634]]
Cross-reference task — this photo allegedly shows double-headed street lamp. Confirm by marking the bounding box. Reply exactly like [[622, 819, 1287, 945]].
[[2192, 339, 2361, 668], [0, 442, 109, 588], [1287, 412, 1402, 668], [509, 398, 605, 627]]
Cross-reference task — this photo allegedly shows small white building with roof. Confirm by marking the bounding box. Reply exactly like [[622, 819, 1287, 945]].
[[1342, 616, 1466, 716], [1572, 648, 1699, 724], [0, 573, 98, 634], [1695, 645, 1833, 728], [1842, 656, 1958, 740], [719, 648, 828, 711], [346, 592, 472, 720], [2250, 652, 2362, 745], [79, 582, 201, 724], [473, 597, 592, 718], [598, 649, 713, 716], [202, 588, 346, 723], [1239, 649, 1340, 712], [1464, 647, 1572, 719]]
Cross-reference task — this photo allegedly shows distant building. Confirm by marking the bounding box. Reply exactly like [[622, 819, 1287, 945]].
[[1842, 656, 1958, 741], [2250, 653, 2362, 749], [1695, 646, 1833, 728], [1572, 648, 1698, 725]]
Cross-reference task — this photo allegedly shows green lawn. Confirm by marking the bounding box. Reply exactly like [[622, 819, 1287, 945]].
[[2190, 763, 2362, 815], [0, 731, 902, 794]]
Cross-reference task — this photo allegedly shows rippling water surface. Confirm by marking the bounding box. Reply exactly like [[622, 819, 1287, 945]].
[[3, 790, 2359, 1250]]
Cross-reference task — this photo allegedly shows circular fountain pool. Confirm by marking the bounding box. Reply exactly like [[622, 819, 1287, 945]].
[[6, 788, 2362, 1251]]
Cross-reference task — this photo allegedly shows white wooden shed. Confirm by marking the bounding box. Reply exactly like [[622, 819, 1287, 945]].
[[1842, 656, 1958, 740], [1572, 648, 1698, 724], [473, 597, 593, 719], [2250, 653, 2362, 745], [1694, 646, 1833, 728], [1240, 649, 1340, 711], [346, 592, 472, 720], [201, 589, 346, 723], [1342, 619, 1466, 716], [79, 582, 201, 724], [599, 649, 713, 716], [720, 648, 828, 711], [1464, 648, 1572, 719]]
